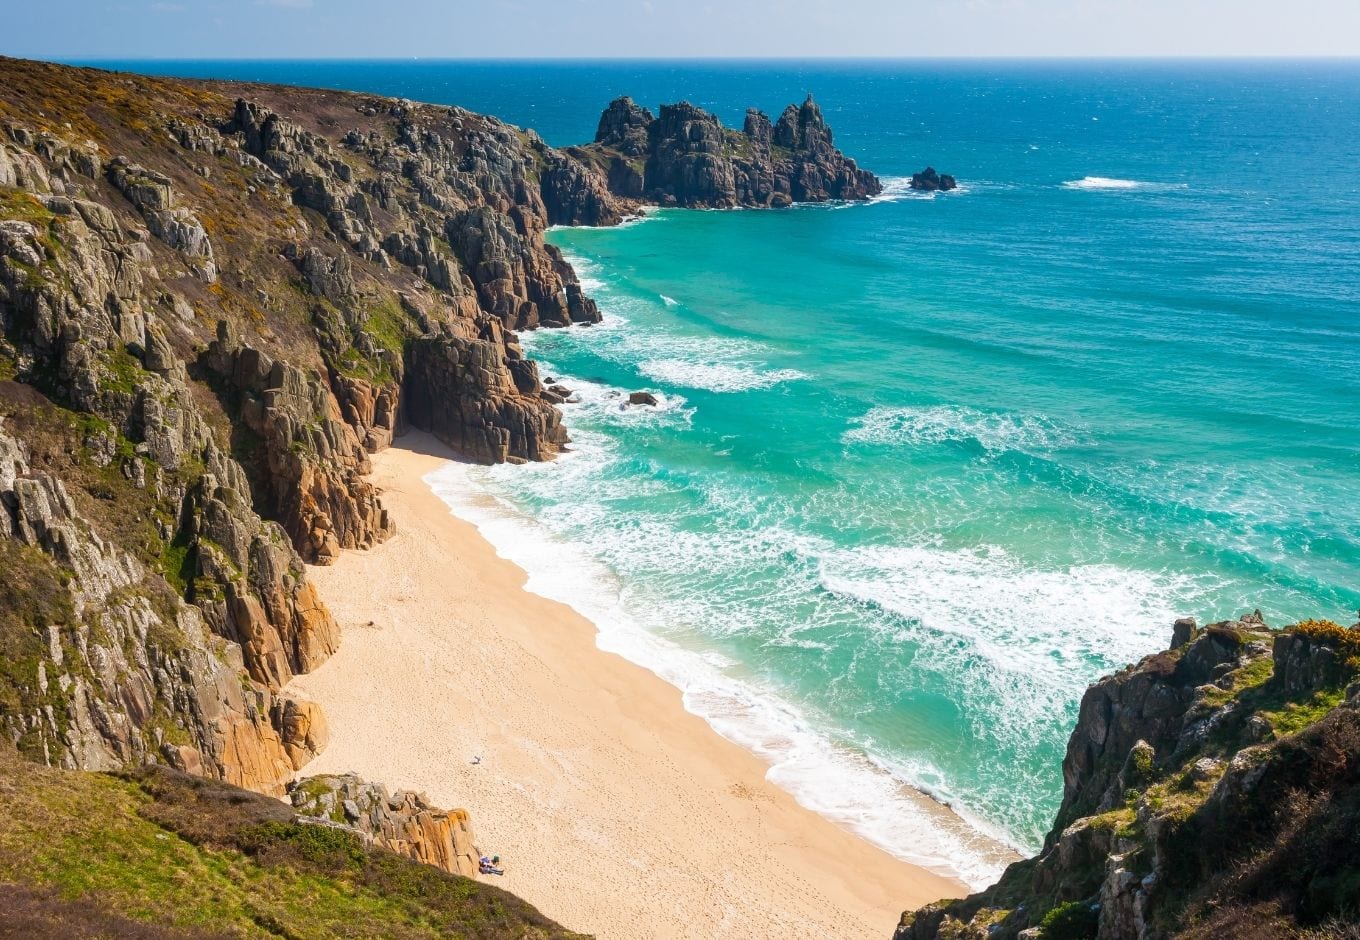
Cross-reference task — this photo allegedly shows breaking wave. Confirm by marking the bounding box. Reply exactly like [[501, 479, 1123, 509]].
[[843, 405, 1082, 454], [1063, 176, 1188, 192]]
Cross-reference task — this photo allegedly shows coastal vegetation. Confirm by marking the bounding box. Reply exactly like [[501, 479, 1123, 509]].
[[0, 749, 586, 938], [0, 55, 886, 935], [894, 614, 1360, 939], [0, 52, 1355, 939]]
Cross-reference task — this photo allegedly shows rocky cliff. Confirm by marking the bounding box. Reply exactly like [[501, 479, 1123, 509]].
[[569, 94, 881, 209], [290, 772, 482, 878], [0, 58, 883, 806], [0, 56, 617, 798], [893, 613, 1360, 940], [0, 56, 886, 929]]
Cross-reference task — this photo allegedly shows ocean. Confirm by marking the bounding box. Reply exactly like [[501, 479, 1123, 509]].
[[91, 58, 1360, 887]]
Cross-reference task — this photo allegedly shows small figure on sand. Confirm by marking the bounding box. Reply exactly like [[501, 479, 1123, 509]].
[[479, 853, 504, 876]]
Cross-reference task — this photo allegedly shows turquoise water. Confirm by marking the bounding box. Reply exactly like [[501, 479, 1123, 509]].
[[102, 60, 1360, 885]]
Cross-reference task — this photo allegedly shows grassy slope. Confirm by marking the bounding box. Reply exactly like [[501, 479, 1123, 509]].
[[0, 750, 589, 939]]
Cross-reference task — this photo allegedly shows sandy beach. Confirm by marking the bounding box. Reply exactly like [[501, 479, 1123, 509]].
[[288, 432, 965, 939]]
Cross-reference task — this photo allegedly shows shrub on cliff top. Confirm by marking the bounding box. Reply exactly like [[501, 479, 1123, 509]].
[[1038, 900, 1099, 940], [1291, 619, 1360, 666]]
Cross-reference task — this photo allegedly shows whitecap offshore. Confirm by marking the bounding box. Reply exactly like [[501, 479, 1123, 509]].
[[1062, 176, 1188, 192], [843, 404, 1081, 454]]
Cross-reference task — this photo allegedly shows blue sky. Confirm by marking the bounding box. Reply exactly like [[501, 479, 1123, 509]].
[[4, 0, 1360, 59]]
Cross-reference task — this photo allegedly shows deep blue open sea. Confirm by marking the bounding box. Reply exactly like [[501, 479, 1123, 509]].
[[91, 59, 1360, 886]]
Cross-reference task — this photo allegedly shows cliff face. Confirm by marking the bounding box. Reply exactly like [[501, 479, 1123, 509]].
[[0, 55, 883, 909], [573, 94, 881, 209], [893, 614, 1360, 940], [0, 56, 621, 796]]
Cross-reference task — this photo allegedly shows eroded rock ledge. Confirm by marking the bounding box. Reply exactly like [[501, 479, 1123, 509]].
[[291, 772, 481, 878]]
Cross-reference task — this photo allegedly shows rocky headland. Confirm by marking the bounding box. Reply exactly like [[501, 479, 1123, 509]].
[[893, 614, 1360, 939], [566, 93, 882, 208], [2, 55, 1355, 940], [0, 56, 884, 934]]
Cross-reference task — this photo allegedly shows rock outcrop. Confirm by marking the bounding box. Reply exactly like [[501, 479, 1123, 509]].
[[106, 157, 218, 281], [0, 56, 885, 878], [0, 57, 635, 797], [202, 320, 393, 564], [892, 614, 1360, 940], [909, 167, 957, 192], [404, 327, 567, 464], [291, 773, 481, 877], [576, 93, 881, 208], [0, 419, 318, 795]]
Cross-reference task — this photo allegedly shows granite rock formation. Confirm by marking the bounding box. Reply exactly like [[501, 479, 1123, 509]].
[[0, 56, 620, 797], [0, 419, 323, 794], [291, 772, 481, 877], [909, 167, 957, 192], [0, 55, 886, 889], [892, 613, 1360, 940], [575, 93, 881, 208]]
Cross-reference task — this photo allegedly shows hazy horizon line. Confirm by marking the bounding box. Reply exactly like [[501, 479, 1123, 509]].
[[23, 53, 1360, 64]]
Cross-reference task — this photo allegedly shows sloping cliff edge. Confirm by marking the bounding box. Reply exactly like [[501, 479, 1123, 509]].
[[894, 614, 1360, 940], [0, 54, 881, 925]]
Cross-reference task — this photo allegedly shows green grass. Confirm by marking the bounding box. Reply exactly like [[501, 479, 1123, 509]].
[[364, 297, 409, 357], [1198, 656, 1275, 709], [0, 752, 589, 939], [101, 346, 148, 395], [158, 533, 194, 596], [1261, 688, 1347, 737]]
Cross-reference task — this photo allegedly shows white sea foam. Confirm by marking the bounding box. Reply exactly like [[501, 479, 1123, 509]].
[[862, 176, 970, 204], [638, 359, 809, 393], [424, 457, 1020, 888], [524, 345, 695, 428], [816, 542, 1215, 819], [530, 265, 811, 395], [563, 251, 607, 293], [613, 208, 664, 228], [819, 543, 1197, 697], [660, 294, 679, 307], [555, 371, 695, 427], [870, 176, 919, 203], [547, 205, 662, 233], [843, 404, 1081, 453], [1062, 176, 1188, 192]]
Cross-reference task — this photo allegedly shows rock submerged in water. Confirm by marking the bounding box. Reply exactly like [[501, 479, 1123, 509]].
[[909, 166, 957, 192], [628, 391, 659, 406]]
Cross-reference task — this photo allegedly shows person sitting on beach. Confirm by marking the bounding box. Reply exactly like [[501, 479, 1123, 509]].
[[479, 854, 504, 876]]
